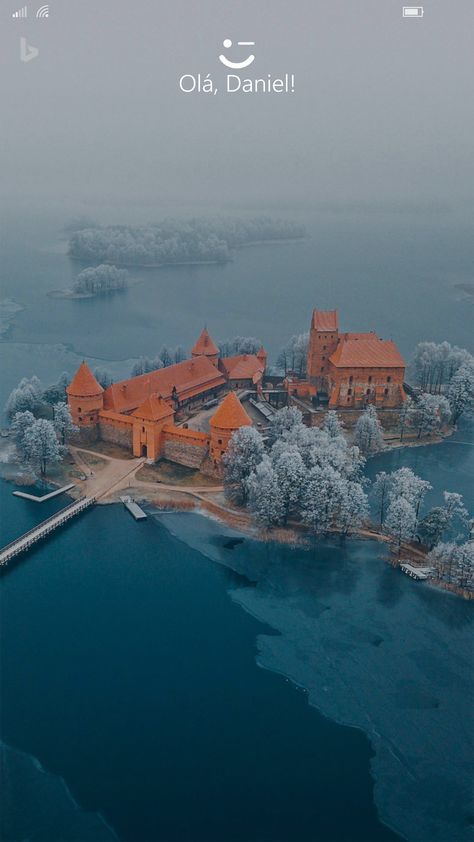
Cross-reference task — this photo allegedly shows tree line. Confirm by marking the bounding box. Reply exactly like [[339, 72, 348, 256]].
[[223, 407, 473, 591], [68, 217, 305, 267]]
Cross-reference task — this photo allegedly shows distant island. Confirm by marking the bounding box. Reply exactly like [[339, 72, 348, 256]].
[[50, 264, 129, 299], [67, 216, 306, 267]]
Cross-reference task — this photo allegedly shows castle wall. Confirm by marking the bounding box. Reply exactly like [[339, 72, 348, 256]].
[[162, 426, 209, 468], [162, 439, 208, 468], [99, 413, 133, 449], [329, 366, 405, 409]]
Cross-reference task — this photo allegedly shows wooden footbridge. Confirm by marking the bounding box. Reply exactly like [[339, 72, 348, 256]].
[[0, 497, 95, 567]]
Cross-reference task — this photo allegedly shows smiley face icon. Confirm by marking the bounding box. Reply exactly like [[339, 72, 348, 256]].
[[219, 39, 256, 69]]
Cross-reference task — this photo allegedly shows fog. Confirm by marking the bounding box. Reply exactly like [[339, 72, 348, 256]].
[[1, 0, 473, 212]]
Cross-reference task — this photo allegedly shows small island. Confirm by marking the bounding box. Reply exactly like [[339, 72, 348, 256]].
[[67, 216, 306, 267], [50, 264, 129, 299], [2, 307, 473, 597]]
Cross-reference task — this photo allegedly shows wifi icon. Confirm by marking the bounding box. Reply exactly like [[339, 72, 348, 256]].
[[12, 5, 28, 17], [36, 4, 49, 16]]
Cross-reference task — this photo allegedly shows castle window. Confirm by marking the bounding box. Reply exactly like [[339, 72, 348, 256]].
[[142, 426, 145, 433], [218, 439, 222, 445], [79, 416, 83, 421], [78, 407, 82, 412], [349, 376, 353, 383], [384, 388, 389, 395], [347, 397, 350, 402], [322, 356, 325, 361], [323, 345, 327, 350], [366, 388, 371, 395], [387, 376, 391, 383], [348, 388, 352, 395], [320, 367, 324, 372], [368, 376, 372, 383]]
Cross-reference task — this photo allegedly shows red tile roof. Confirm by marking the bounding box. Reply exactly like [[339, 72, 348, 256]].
[[312, 309, 339, 331], [220, 354, 264, 381], [191, 328, 219, 357], [329, 338, 405, 368], [103, 356, 225, 414], [210, 392, 252, 430], [132, 396, 174, 422], [67, 362, 103, 397]]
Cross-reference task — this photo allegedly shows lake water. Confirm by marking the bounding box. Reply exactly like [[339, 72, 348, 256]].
[[0, 204, 473, 841]]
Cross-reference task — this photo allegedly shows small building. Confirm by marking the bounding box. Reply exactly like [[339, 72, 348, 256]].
[[219, 353, 265, 389]]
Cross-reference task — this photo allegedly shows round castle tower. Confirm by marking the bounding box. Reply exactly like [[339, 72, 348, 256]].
[[66, 362, 104, 427], [209, 391, 252, 462], [191, 328, 219, 367]]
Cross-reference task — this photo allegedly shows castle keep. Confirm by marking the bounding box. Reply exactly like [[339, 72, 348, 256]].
[[288, 309, 406, 409]]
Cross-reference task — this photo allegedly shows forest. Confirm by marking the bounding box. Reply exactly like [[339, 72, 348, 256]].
[[68, 216, 306, 267]]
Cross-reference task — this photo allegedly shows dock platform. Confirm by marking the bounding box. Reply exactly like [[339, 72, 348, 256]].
[[120, 496, 147, 521], [13, 483, 76, 503], [400, 562, 433, 581]]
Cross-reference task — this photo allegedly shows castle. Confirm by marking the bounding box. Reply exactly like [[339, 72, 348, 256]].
[[287, 309, 406, 409], [67, 311, 406, 469], [67, 328, 263, 470]]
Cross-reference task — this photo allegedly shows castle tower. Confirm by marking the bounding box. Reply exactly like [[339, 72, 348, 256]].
[[66, 362, 104, 426], [191, 327, 219, 367], [209, 392, 252, 461], [256, 347, 267, 368], [307, 309, 339, 388], [131, 395, 174, 460]]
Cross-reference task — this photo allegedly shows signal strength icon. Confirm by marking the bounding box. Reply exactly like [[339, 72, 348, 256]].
[[36, 4, 49, 16], [12, 5, 28, 17]]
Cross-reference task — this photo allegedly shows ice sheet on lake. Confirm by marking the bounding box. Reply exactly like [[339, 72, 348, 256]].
[[156, 510, 474, 842]]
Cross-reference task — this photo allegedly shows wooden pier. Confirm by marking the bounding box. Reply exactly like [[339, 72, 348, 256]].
[[400, 562, 433, 581], [0, 497, 95, 567], [120, 495, 147, 521]]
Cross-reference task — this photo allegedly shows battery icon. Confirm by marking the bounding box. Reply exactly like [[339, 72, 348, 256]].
[[403, 6, 424, 16]]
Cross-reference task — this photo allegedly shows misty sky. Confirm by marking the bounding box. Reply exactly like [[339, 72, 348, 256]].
[[1, 0, 473, 210]]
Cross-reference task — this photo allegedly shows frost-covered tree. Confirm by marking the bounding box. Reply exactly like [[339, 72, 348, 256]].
[[130, 356, 164, 377], [447, 359, 474, 423], [173, 345, 187, 364], [218, 336, 263, 357], [53, 402, 78, 445], [10, 410, 36, 461], [398, 397, 414, 441], [428, 540, 474, 590], [384, 497, 417, 555], [418, 491, 468, 549], [387, 467, 432, 521], [5, 376, 42, 419], [322, 410, 344, 439], [272, 446, 305, 524], [223, 426, 265, 504], [93, 368, 113, 389], [411, 341, 472, 393], [372, 471, 392, 526], [301, 465, 344, 536], [73, 264, 128, 295], [247, 457, 285, 526], [410, 393, 451, 438], [276, 332, 309, 377], [353, 405, 384, 454], [23, 418, 62, 476], [337, 480, 369, 536], [42, 372, 70, 406], [268, 406, 303, 443]]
